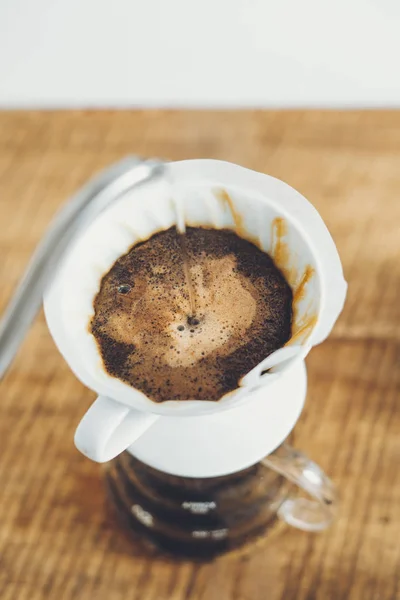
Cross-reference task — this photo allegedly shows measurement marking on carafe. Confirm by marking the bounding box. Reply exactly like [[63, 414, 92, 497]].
[[131, 504, 154, 527], [182, 501, 216, 514], [192, 529, 228, 539]]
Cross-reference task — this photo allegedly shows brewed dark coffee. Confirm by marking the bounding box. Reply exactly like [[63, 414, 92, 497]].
[[105, 452, 286, 559], [91, 227, 292, 402]]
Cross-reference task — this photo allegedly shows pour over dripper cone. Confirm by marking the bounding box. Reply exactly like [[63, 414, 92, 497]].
[[44, 159, 346, 415]]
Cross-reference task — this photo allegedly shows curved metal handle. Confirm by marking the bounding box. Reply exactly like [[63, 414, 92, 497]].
[[0, 157, 165, 379], [263, 442, 337, 532]]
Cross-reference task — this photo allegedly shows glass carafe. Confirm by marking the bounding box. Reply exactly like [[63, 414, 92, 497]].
[[105, 438, 336, 560]]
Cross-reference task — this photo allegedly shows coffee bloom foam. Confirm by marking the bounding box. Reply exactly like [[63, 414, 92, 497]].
[[90, 227, 293, 402]]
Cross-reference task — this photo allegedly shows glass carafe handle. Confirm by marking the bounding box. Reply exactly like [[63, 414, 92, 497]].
[[262, 443, 337, 532]]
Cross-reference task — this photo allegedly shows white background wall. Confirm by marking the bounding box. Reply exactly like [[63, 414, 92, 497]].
[[0, 0, 399, 108]]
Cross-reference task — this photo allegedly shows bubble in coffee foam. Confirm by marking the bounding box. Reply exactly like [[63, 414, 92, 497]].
[[91, 227, 292, 402], [118, 284, 132, 294]]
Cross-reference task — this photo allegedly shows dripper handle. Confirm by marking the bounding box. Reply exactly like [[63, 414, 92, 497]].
[[263, 443, 337, 531], [74, 396, 159, 463]]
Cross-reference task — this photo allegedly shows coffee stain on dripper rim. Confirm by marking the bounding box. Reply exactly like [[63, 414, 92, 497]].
[[289, 312, 318, 345], [270, 217, 318, 346], [290, 266, 318, 345], [214, 188, 253, 243], [293, 265, 315, 304]]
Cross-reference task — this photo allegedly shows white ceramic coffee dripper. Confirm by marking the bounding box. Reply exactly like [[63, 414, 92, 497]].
[[44, 159, 346, 491]]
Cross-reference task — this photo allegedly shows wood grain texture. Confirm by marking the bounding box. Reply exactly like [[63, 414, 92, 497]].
[[0, 110, 399, 600]]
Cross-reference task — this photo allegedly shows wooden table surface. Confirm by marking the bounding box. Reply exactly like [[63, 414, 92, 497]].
[[0, 111, 399, 600]]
